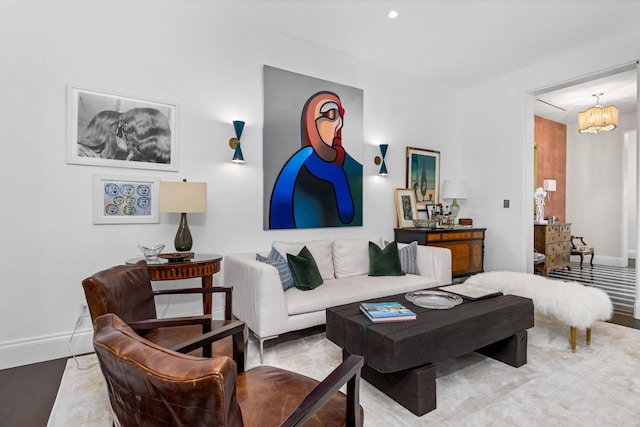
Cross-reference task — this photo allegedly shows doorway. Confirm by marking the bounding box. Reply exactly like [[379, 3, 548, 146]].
[[532, 62, 639, 317]]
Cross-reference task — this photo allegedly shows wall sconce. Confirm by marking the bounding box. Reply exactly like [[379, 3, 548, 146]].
[[160, 179, 207, 252], [543, 179, 556, 199], [229, 120, 245, 163], [373, 144, 388, 176]]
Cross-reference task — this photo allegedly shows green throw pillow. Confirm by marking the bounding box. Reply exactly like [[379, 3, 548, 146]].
[[287, 246, 324, 291], [369, 241, 406, 276]]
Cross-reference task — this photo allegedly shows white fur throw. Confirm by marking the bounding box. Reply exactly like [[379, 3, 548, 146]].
[[464, 271, 613, 330]]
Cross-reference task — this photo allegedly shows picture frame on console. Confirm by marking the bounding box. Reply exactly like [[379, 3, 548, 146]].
[[394, 188, 418, 228], [406, 147, 440, 210], [93, 174, 160, 224]]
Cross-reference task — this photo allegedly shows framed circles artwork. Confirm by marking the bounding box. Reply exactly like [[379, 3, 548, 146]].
[[93, 174, 160, 224], [394, 188, 418, 228], [406, 147, 440, 210], [67, 85, 179, 171]]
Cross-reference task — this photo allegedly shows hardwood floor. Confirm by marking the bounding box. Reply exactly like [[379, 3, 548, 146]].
[[3, 261, 638, 427], [0, 357, 67, 427]]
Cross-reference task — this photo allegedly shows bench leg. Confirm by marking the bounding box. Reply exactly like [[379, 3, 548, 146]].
[[586, 328, 591, 346], [570, 327, 577, 353]]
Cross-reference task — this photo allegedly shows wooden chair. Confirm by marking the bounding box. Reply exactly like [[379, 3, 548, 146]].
[[93, 313, 364, 427], [82, 260, 246, 370], [571, 235, 595, 269]]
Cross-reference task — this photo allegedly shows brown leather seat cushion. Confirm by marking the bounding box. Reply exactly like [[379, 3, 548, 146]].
[[236, 365, 363, 427], [141, 321, 233, 358]]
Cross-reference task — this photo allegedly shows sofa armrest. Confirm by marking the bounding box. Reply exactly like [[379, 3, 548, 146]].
[[223, 252, 289, 339], [411, 244, 452, 285]]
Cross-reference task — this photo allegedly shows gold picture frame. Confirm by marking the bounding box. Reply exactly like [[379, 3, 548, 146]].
[[394, 188, 418, 228]]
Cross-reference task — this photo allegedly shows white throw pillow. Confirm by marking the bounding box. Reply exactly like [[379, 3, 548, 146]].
[[272, 240, 334, 280], [333, 237, 384, 278]]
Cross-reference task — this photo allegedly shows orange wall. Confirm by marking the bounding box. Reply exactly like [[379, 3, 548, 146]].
[[534, 115, 566, 222]]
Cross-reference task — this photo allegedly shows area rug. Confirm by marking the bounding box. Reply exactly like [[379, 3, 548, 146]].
[[48, 314, 640, 426]]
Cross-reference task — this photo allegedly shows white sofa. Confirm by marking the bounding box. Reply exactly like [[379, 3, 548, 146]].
[[224, 238, 452, 361]]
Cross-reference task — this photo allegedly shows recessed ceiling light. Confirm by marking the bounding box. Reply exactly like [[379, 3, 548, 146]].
[[388, 10, 398, 19]]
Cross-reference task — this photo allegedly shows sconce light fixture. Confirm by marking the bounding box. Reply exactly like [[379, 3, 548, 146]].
[[374, 144, 388, 176], [543, 179, 556, 199], [160, 179, 207, 252], [229, 120, 245, 163]]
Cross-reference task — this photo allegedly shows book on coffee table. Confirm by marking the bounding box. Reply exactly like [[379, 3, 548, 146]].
[[359, 302, 417, 322], [439, 283, 502, 301]]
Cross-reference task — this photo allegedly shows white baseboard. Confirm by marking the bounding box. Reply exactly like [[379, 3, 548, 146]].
[[0, 306, 223, 369], [0, 326, 95, 370]]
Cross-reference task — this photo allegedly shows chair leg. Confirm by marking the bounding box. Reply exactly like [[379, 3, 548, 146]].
[[579, 254, 584, 269], [570, 327, 577, 353], [586, 328, 591, 346], [590, 252, 594, 267]]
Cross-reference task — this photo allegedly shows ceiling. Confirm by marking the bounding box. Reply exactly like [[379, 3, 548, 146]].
[[534, 69, 637, 125], [245, 1, 640, 87], [240, 0, 639, 123]]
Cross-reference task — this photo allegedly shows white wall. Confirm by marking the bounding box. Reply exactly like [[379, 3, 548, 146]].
[[0, 1, 460, 368], [566, 113, 637, 266]]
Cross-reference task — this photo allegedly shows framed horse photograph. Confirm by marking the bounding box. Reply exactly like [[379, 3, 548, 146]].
[[67, 86, 179, 171]]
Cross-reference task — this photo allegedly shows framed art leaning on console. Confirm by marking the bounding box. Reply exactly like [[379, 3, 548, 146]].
[[406, 147, 440, 210], [394, 188, 418, 228]]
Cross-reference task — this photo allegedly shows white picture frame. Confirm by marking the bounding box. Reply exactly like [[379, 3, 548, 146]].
[[67, 85, 179, 171], [93, 174, 160, 224], [394, 188, 418, 228]]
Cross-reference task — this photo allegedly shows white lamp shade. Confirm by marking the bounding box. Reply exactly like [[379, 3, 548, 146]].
[[543, 179, 556, 192], [441, 179, 468, 200], [160, 181, 207, 213]]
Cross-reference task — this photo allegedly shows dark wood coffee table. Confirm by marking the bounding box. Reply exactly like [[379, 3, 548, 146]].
[[326, 292, 534, 416]]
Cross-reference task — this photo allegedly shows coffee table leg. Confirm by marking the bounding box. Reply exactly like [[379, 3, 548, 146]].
[[476, 330, 528, 367], [361, 362, 436, 416]]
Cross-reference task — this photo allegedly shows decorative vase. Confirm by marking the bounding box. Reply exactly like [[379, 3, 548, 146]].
[[450, 198, 460, 222], [174, 213, 193, 252]]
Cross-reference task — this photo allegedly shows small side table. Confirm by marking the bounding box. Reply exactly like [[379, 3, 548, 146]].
[[126, 253, 223, 315]]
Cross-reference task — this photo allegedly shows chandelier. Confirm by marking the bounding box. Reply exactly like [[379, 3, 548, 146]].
[[578, 93, 618, 134]]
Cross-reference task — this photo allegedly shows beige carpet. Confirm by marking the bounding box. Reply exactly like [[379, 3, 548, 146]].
[[49, 314, 640, 426]]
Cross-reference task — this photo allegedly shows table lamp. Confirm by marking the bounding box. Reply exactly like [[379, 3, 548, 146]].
[[160, 180, 207, 252], [441, 178, 468, 223]]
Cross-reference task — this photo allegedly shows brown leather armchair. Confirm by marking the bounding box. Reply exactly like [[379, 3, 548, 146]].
[[93, 313, 364, 427], [82, 260, 246, 370]]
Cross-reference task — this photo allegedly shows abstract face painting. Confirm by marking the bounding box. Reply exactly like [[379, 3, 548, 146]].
[[264, 67, 363, 229]]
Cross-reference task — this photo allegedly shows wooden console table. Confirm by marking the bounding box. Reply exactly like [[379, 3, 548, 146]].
[[534, 223, 571, 276], [126, 253, 222, 315], [395, 227, 486, 278]]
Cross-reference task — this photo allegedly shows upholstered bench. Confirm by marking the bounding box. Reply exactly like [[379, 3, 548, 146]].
[[464, 271, 613, 352]]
